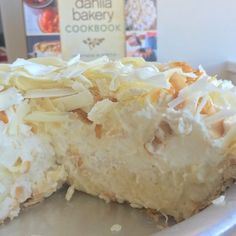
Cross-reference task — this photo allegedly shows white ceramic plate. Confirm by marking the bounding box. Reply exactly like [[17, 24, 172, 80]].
[[0, 186, 235, 236]]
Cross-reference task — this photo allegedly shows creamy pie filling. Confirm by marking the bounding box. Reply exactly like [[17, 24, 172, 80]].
[[0, 56, 235, 222]]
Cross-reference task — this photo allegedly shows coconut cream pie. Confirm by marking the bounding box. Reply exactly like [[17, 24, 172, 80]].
[[0, 55, 235, 223]]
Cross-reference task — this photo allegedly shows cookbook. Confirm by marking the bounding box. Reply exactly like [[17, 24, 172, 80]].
[[23, 0, 158, 61]]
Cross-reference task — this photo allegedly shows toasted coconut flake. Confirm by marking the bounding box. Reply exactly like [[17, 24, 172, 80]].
[[11, 58, 57, 76], [106, 96, 118, 103], [29, 123, 38, 134], [29, 56, 65, 66], [24, 88, 77, 99], [77, 157, 83, 167], [136, 69, 171, 89], [201, 99, 216, 115], [150, 89, 161, 104], [168, 95, 185, 109], [53, 90, 94, 111], [72, 109, 92, 124], [88, 99, 114, 124], [196, 96, 208, 115], [0, 88, 23, 111], [22, 161, 31, 174], [205, 109, 236, 124], [168, 76, 216, 109], [222, 125, 236, 155], [24, 194, 44, 207], [110, 224, 122, 232], [121, 57, 145, 67], [24, 112, 70, 122], [109, 75, 120, 92], [164, 68, 197, 80], [179, 76, 212, 97], [0, 111, 8, 124], [212, 195, 225, 205], [169, 73, 187, 96], [170, 61, 194, 73], [65, 185, 75, 201], [86, 56, 109, 67], [67, 54, 81, 66], [89, 86, 103, 102], [14, 77, 65, 91], [14, 187, 24, 201], [95, 124, 103, 139], [210, 120, 225, 138]]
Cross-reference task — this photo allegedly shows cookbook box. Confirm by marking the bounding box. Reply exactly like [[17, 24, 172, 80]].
[[1, 0, 158, 62]]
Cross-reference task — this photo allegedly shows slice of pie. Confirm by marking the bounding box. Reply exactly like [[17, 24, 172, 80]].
[[0, 56, 235, 223]]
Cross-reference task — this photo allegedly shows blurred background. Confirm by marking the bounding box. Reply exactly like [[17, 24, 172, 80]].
[[0, 0, 236, 80]]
